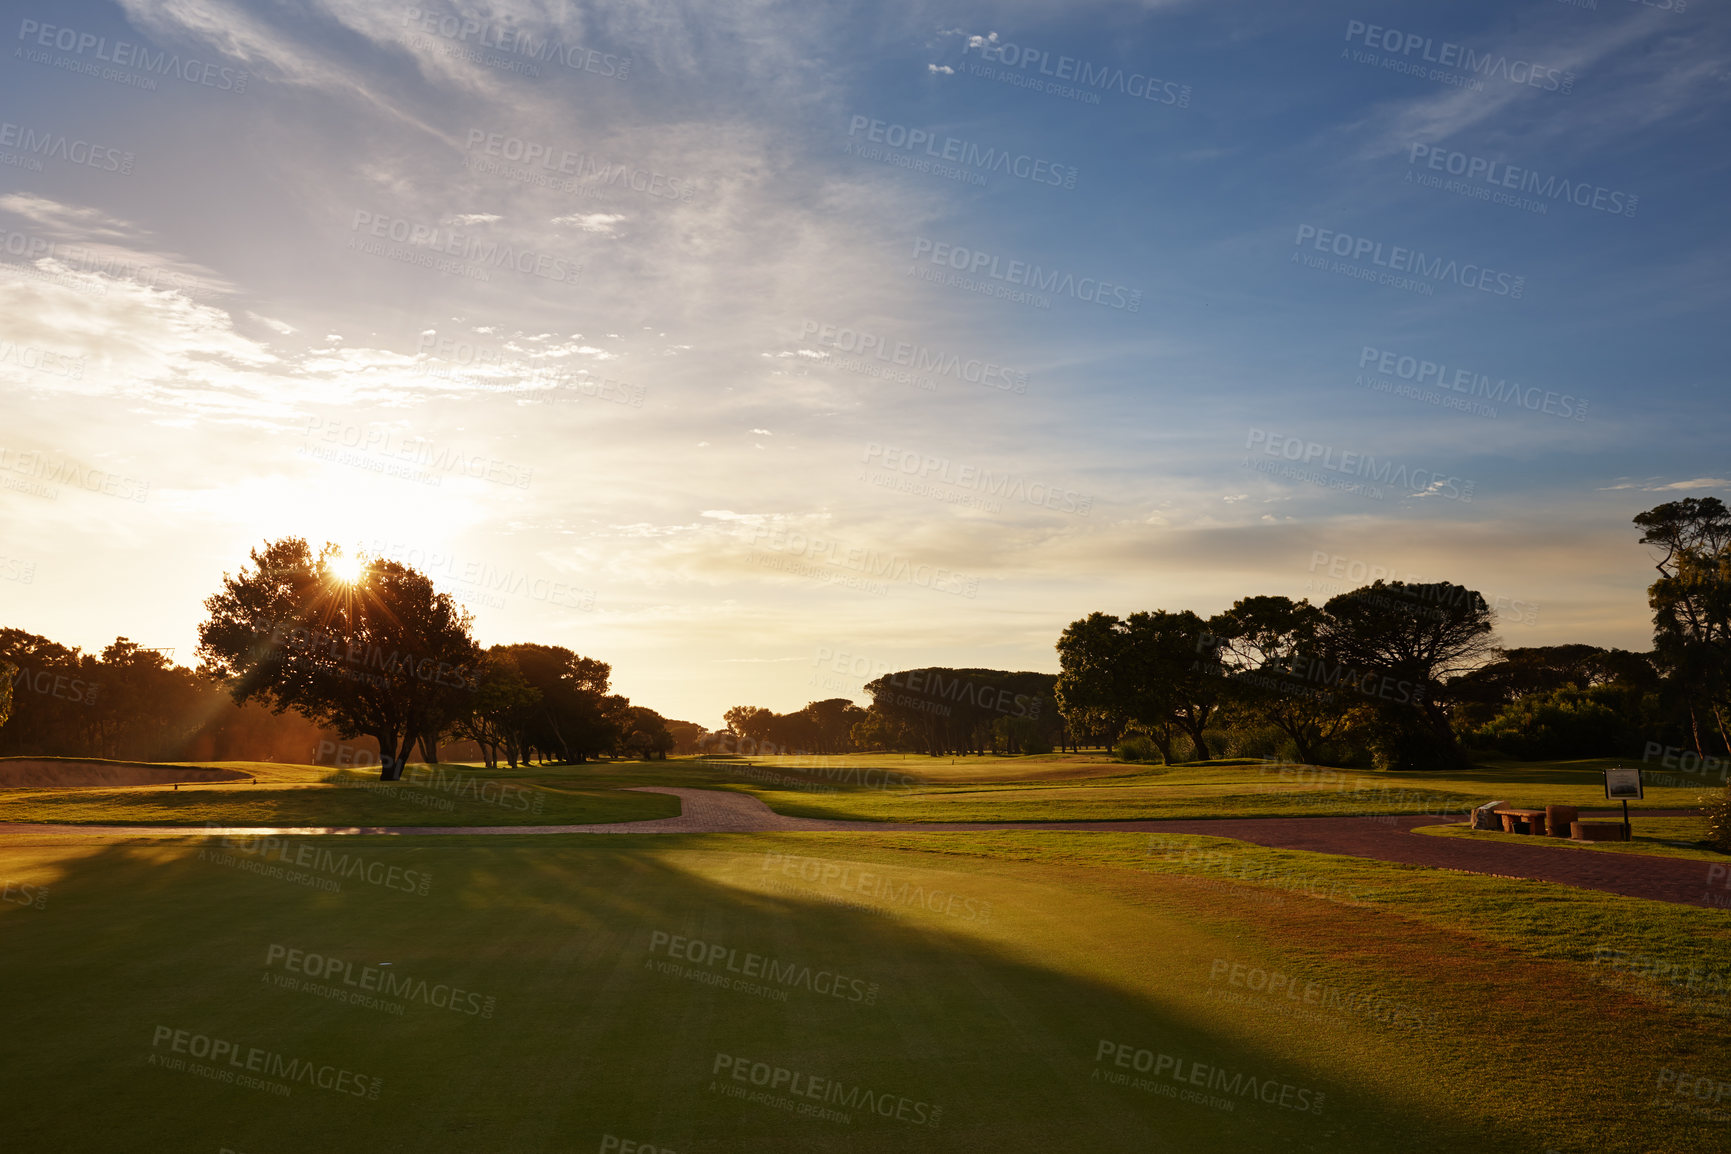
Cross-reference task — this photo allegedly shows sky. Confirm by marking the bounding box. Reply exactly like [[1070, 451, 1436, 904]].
[[0, 0, 1726, 730]]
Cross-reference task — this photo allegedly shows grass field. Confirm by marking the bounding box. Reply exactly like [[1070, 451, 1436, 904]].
[[0, 761, 683, 827], [3, 752, 1728, 1151], [3, 824, 1729, 1152], [703, 752, 1727, 824]]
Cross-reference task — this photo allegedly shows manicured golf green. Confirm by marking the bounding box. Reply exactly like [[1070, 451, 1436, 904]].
[[0, 778, 677, 827], [708, 753, 1721, 823], [3, 826, 1729, 1152]]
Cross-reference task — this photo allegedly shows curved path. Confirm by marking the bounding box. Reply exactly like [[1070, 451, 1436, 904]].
[[2, 787, 1725, 909]]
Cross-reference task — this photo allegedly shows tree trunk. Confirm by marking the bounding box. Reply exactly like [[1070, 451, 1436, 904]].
[[374, 730, 408, 781]]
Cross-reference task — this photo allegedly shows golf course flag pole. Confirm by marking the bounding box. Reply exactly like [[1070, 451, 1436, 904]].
[[1603, 765, 1643, 841]]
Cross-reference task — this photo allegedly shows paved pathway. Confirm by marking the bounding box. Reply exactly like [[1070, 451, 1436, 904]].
[[3, 788, 1725, 909]]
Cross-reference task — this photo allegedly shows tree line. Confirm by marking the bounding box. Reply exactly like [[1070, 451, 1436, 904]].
[[1, 537, 706, 778], [712, 499, 1729, 773]]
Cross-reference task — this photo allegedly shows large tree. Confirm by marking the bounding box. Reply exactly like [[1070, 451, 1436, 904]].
[[1056, 611, 1222, 762], [1635, 497, 1731, 754], [1318, 580, 1497, 771], [197, 538, 480, 780], [496, 644, 616, 763], [1212, 595, 1351, 764]]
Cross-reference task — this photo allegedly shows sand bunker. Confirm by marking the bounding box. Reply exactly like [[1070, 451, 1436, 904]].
[[0, 760, 252, 788]]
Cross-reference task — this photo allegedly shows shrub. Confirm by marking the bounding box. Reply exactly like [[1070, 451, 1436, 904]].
[[1472, 687, 1632, 760], [1705, 786, 1731, 854], [1115, 733, 1159, 763]]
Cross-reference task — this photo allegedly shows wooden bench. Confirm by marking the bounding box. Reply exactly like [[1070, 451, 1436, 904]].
[[1571, 821, 1628, 842]]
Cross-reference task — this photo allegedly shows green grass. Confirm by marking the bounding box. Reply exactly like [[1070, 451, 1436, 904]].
[[1416, 815, 1730, 862], [710, 752, 1717, 823], [0, 762, 679, 827], [2, 829, 1728, 1152]]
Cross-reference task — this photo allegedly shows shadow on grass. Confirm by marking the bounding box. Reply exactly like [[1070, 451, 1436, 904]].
[[0, 831, 1687, 1153]]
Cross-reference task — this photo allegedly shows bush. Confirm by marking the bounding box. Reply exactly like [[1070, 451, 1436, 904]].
[[1473, 687, 1633, 760], [1705, 786, 1731, 854], [1115, 733, 1159, 763]]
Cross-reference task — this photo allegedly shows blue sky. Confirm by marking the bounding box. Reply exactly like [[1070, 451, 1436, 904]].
[[0, 0, 1725, 727]]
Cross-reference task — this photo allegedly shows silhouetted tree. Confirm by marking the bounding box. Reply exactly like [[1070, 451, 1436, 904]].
[[197, 538, 480, 780]]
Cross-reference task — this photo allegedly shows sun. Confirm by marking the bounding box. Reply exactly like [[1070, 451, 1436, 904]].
[[328, 553, 366, 585]]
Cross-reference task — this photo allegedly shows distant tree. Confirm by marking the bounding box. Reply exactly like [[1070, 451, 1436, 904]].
[[197, 538, 480, 780], [800, 698, 867, 754], [496, 644, 616, 763], [860, 669, 1058, 756], [1318, 581, 1497, 771], [452, 650, 542, 769], [664, 719, 712, 755], [723, 706, 778, 746], [619, 706, 675, 759], [0, 628, 104, 756]]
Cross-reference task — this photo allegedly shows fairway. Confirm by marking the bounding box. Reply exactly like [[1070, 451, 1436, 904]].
[[693, 753, 1721, 823], [3, 819, 1730, 1153]]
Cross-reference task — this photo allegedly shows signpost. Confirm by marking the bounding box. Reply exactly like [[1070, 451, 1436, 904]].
[[1603, 766, 1643, 841]]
